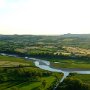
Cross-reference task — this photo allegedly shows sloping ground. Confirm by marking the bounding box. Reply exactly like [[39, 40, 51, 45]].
[[0, 67, 63, 90], [68, 74, 90, 85], [0, 55, 63, 90], [0, 76, 57, 90], [56, 73, 90, 90]]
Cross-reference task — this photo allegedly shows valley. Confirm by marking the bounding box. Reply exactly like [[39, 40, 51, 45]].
[[0, 34, 90, 90]]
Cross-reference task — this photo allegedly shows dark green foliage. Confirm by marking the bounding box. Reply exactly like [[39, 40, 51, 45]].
[[0, 67, 53, 83], [68, 73, 78, 76], [0, 67, 62, 90], [56, 77, 90, 90], [41, 80, 47, 87], [0, 34, 90, 90], [0, 34, 90, 60]]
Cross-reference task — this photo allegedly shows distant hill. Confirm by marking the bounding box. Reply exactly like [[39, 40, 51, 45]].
[[0, 34, 90, 49]]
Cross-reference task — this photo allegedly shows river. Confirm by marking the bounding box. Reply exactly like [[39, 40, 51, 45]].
[[33, 58, 90, 90], [0, 53, 90, 88]]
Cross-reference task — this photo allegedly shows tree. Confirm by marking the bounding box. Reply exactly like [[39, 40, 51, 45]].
[[56, 77, 90, 90], [42, 80, 47, 88]]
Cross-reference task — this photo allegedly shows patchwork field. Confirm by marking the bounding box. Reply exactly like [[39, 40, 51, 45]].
[[0, 55, 63, 90]]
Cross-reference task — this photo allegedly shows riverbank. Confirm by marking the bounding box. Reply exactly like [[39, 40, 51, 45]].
[[34, 57, 90, 69], [0, 54, 63, 90], [51, 61, 90, 70], [56, 73, 90, 90]]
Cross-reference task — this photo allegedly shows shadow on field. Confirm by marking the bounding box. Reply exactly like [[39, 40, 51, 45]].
[[0, 81, 35, 90], [31, 86, 40, 90]]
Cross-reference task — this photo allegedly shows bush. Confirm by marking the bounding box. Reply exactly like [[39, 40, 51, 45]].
[[56, 77, 90, 90]]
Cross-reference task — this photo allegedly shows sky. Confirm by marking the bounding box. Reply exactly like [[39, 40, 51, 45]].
[[0, 0, 90, 35]]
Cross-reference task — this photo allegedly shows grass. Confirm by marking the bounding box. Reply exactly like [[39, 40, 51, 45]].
[[0, 76, 55, 90], [1, 53, 90, 69], [47, 58, 90, 69], [68, 74, 90, 85], [51, 63, 90, 69], [35, 56, 90, 69], [15, 76, 56, 90], [0, 70, 63, 90], [0, 55, 34, 67], [0, 55, 63, 90]]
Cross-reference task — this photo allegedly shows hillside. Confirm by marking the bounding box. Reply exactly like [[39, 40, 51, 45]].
[[0, 34, 90, 69]]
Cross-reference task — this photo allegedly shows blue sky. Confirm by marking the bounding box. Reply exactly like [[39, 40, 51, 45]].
[[0, 0, 90, 35]]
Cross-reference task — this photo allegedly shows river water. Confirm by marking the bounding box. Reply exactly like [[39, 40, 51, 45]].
[[33, 58, 90, 81], [1, 53, 90, 82]]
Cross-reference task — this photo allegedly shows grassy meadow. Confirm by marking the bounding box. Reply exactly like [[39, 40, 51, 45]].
[[68, 73, 90, 85], [0, 55, 63, 90], [0, 55, 34, 67], [50, 59, 90, 69]]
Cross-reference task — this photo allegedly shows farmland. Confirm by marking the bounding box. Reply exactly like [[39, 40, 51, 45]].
[[0, 55, 63, 90], [0, 34, 90, 90]]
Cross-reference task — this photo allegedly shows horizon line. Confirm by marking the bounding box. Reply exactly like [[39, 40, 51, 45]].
[[0, 33, 90, 36]]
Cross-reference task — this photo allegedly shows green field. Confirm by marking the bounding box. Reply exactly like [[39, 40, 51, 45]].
[[0, 34, 90, 69], [68, 73, 90, 85], [0, 35, 90, 90], [0, 75, 61, 90], [56, 73, 90, 90], [50, 59, 90, 69], [0, 55, 90, 69], [0, 67, 63, 90], [35, 57, 90, 69], [0, 55, 34, 67], [0, 55, 63, 90]]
